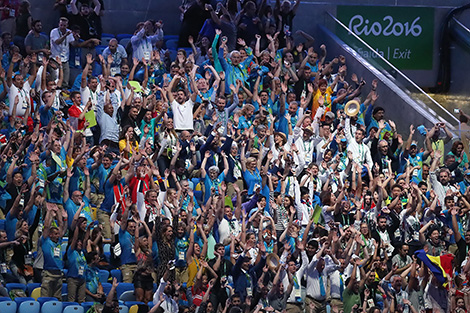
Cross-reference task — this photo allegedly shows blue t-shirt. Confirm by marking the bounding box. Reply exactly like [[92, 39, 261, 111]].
[[27, 205, 38, 226], [85, 266, 100, 293], [243, 169, 262, 195], [65, 197, 93, 228], [90, 164, 112, 194], [41, 236, 64, 270], [5, 212, 18, 241], [69, 167, 87, 194], [203, 172, 225, 204], [100, 178, 126, 213], [39, 105, 55, 127], [66, 247, 87, 278], [119, 228, 137, 265]]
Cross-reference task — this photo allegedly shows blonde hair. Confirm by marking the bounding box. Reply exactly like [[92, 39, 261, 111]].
[[241, 104, 255, 116]]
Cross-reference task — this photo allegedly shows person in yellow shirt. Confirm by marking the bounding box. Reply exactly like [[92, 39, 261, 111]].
[[119, 125, 139, 159], [312, 76, 339, 120]]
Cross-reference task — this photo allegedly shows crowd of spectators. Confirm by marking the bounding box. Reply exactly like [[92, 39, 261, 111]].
[[0, 0, 469, 313]]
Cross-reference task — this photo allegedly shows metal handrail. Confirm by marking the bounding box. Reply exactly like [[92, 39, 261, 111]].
[[326, 12, 460, 125]]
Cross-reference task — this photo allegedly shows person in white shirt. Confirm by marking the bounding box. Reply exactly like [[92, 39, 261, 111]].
[[279, 242, 309, 312], [80, 54, 101, 111], [40, 58, 63, 111], [131, 20, 164, 62], [167, 74, 197, 131], [7, 53, 37, 117], [344, 117, 373, 170], [305, 243, 339, 313], [429, 150, 457, 205], [50, 17, 76, 89], [153, 266, 178, 313], [102, 39, 128, 76], [50, 17, 99, 88]]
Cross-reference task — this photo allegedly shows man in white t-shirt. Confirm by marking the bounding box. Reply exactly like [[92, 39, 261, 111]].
[[80, 54, 101, 111], [50, 17, 99, 89], [167, 74, 197, 131], [6, 53, 38, 117], [50, 17, 76, 89]]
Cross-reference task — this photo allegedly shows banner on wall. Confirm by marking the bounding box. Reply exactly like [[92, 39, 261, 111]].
[[336, 6, 434, 70]]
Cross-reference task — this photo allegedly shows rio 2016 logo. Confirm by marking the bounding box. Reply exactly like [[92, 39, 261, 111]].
[[348, 15, 423, 37]]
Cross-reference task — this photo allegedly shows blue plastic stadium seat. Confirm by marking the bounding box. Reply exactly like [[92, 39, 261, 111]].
[[102, 283, 112, 294], [99, 269, 109, 283], [40, 300, 62, 313], [101, 36, 114, 46], [101, 33, 114, 39], [119, 38, 131, 48], [0, 301, 16, 313], [80, 302, 94, 312], [5, 283, 26, 292], [119, 290, 135, 302], [26, 283, 41, 296], [166, 39, 178, 50], [116, 283, 134, 299], [119, 304, 129, 313], [37, 297, 58, 306], [0, 296, 12, 301], [168, 49, 177, 62], [18, 300, 40, 313], [0, 219, 5, 230], [62, 302, 79, 308], [95, 45, 107, 55], [110, 269, 122, 282], [64, 305, 85, 313], [14, 297, 35, 306], [164, 35, 179, 42], [117, 34, 132, 41]]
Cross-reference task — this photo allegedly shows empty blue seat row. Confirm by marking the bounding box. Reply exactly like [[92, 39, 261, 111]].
[[0, 299, 142, 313]]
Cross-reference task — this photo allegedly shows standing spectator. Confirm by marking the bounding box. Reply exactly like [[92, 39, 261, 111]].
[[13, 0, 31, 55], [66, 222, 87, 303], [0, 0, 19, 36], [119, 203, 138, 283], [6, 52, 37, 117], [70, 0, 102, 41], [40, 203, 66, 299], [167, 74, 197, 131], [275, 0, 301, 34], [24, 19, 50, 61], [131, 20, 163, 63], [102, 38, 127, 76], [178, 0, 210, 48], [50, 17, 98, 88], [237, 1, 261, 45]]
